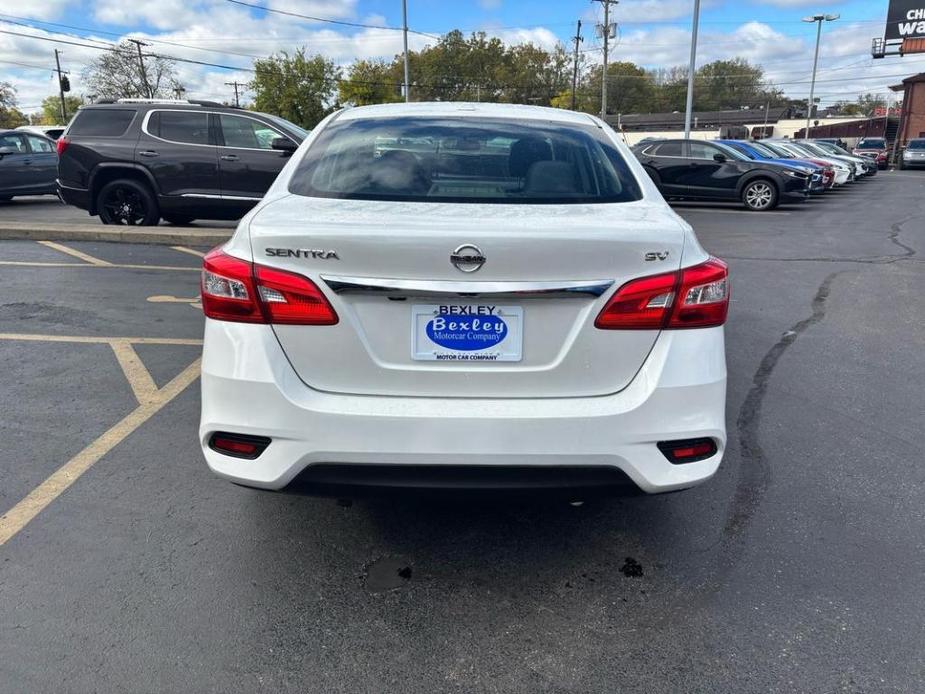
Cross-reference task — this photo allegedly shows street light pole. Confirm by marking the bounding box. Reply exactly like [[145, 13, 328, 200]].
[[683, 0, 701, 139], [402, 0, 410, 102], [803, 13, 839, 137]]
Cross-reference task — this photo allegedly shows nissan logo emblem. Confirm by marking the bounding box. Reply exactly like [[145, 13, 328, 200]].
[[450, 244, 486, 273]]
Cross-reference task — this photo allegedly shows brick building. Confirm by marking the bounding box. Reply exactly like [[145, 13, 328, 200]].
[[891, 73, 925, 144]]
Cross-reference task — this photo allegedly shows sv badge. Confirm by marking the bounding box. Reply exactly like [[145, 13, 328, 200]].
[[644, 251, 670, 262]]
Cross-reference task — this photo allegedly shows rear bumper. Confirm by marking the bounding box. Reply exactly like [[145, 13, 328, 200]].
[[56, 181, 92, 211], [199, 320, 727, 495]]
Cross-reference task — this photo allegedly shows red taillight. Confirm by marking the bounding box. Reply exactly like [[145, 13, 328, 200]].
[[671, 257, 729, 328], [595, 257, 729, 330], [55, 136, 69, 156], [201, 248, 338, 325], [254, 265, 338, 325], [594, 271, 677, 329]]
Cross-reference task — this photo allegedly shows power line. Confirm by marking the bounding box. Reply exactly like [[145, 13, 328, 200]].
[[223, 0, 440, 39]]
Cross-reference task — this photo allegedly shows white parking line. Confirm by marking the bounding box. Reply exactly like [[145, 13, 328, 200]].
[[170, 245, 206, 258], [38, 241, 112, 266]]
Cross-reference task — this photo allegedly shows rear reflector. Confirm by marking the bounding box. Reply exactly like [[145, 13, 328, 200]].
[[201, 248, 338, 325], [208, 432, 271, 459], [657, 438, 717, 464], [595, 257, 729, 330]]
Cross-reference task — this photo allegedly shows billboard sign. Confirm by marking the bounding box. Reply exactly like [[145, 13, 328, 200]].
[[886, 0, 925, 40]]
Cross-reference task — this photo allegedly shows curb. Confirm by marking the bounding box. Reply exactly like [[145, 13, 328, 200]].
[[0, 222, 232, 247]]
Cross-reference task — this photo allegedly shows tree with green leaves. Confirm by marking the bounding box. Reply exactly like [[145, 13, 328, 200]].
[[339, 59, 402, 106], [691, 58, 785, 112], [83, 41, 183, 99], [250, 49, 340, 129], [39, 95, 85, 124], [584, 61, 657, 115], [0, 82, 27, 128]]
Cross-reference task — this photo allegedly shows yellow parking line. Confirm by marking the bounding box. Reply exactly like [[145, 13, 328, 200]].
[[38, 241, 113, 266], [0, 333, 202, 346], [110, 340, 160, 405], [170, 245, 206, 258], [0, 260, 198, 272], [0, 358, 201, 546]]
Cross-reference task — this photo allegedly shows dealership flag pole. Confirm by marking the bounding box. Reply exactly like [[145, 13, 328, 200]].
[[684, 0, 701, 139]]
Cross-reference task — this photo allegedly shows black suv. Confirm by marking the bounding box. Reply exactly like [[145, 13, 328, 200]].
[[632, 139, 811, 211], [57, 100, 308, 225]]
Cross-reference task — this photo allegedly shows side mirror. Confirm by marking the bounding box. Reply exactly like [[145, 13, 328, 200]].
[[713, 153, 728, 163], [0, 146, 15, 157], [271, 137, 297, 154]]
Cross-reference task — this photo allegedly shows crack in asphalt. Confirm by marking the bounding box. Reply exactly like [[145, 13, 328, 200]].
[[723, 271, 843, 544], [888, 215, 918, 258]]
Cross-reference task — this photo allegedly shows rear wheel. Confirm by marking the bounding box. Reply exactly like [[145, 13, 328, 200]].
[[162, 215, 195, 226], [97, 179, 159, 226], [742, 179, 778, 212]]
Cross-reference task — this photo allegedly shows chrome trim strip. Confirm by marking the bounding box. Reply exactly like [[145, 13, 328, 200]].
[[140, 109, 296, 151], [179, 193, 262, 201], [321, 275, 614, 298]]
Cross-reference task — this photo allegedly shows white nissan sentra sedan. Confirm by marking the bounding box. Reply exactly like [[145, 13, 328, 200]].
[[199, 102, 728, 495]]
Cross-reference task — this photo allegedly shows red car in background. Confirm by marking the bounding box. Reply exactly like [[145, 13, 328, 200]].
[[852, 137, 889, 169]]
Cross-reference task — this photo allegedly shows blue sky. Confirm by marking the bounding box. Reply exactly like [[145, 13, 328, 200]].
[[0, 0, 911, 116]]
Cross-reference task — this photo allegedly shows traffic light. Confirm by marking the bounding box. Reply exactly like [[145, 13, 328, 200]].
[[60, 75, 70, 92]]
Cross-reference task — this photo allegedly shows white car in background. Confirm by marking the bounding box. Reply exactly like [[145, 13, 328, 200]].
[[198, 102, 729, 496], [766, 140, 855, 184]]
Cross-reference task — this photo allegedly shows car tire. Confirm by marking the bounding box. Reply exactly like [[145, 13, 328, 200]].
[[162, 215, 195, 226], [742, 179, 778, 212], [97, 179, 160, 226]]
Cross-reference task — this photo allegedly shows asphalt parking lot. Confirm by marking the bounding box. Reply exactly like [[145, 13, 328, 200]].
[[0, 194, 235, 228], [1, 172, 924, 693]]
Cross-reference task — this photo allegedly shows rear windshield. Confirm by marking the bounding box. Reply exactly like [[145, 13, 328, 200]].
[[68, 109, 136, 137], [289, 117, 643, 204], [857, 139, 885, 148], [907, 140, 925, 150]]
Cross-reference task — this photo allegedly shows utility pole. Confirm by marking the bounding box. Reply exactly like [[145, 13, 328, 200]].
[[593, 0, 617, 122], [684, 0, 701, 139], [54, 49, 68, 123], [127, 39, 152, 98], [571, 19, 583, 111], [225, 81, 244, 107], [402, 0, 410, 102], [803, 14, 839, 138]]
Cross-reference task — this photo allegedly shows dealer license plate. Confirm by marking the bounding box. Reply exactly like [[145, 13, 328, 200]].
[[411, 304, 523, 362]]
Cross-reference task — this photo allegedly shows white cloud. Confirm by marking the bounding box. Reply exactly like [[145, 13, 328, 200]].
[[7, 0, 78, 21]]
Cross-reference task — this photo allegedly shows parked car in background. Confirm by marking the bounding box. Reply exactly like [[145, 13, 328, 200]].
[[632, 138, 811, 211], [760, 140, 853, 186], [900, 138, 925, 169], [717, 139, 829, 193], [852, 137, 889, 169], [0, 129, 58, 201], [57, 99, 308, 226], [17, 124, 67, 141], [199, 102, 729, 496], [797, 140, 877, 177], [816, 137, 848, 150], [772, 141, 865, 180]]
